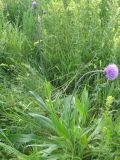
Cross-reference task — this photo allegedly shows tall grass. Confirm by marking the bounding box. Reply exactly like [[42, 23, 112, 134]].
[[41, 0, 120, 87]]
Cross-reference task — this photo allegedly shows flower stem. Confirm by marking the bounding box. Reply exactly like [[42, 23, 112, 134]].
[[70, 70, 104, 106]]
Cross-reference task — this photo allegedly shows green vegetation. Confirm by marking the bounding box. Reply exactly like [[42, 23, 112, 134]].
[[0, 0, 120, 159]]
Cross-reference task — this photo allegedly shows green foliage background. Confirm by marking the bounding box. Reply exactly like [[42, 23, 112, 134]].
[[0, 0, 120, 159]]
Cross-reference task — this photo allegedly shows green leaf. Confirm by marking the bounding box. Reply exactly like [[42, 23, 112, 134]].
[[0, 142, 27, 160], [9, 134, 39, 143], [44, 81, 51, 98], [29, 113, 55, 131], [29, 91, 49, 111], [75, 87, 89, 125], [51, 111, 70, 141]]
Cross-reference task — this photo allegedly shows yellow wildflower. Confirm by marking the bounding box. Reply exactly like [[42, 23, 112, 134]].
[[106, 96, 114, 107]]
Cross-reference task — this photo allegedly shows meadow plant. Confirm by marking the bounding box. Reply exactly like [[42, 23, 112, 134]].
[[71, 64, 119, 104], [32, 0, 37, 9], [0, 0, 120, 159]]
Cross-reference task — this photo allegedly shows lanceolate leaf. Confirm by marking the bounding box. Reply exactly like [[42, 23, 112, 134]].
[[29, 113, 55, 131], [75, 87, 89, 125]]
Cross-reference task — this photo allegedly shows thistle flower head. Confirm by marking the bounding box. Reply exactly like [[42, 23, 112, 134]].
[[104, 64, 119, 80], [32, 0, 37, 9]]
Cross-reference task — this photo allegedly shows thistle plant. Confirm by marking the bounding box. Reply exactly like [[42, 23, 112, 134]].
[[1, 1, 120, 159], [32, 0, 37, 9], [70, 64, 119, 106]]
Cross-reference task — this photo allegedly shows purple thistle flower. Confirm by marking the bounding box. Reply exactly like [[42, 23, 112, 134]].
[[70, 64, 119, 106], [104, 64, 119, 80], [32, 0, 37, 9]]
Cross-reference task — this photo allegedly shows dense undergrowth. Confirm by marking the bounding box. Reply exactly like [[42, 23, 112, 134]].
[[0, 0, 120, 159]]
